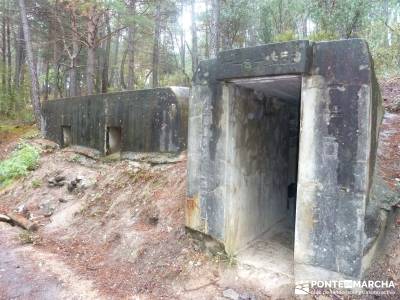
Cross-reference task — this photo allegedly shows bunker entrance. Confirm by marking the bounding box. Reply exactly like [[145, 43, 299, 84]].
[[226, 75, 301, 281], [106, 126, 122, 155], [61, 126, 72, 147]]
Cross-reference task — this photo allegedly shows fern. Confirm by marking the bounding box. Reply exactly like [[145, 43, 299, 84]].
[[0, 143, 40, 188]]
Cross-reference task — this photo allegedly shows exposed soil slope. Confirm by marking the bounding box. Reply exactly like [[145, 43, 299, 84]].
[[0, 146, 267, 299]]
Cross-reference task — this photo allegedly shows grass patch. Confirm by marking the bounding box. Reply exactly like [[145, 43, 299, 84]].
[[18, 230, 41, 245], [0, 123, 35, 135], [31, 178, 42, 188], [101, 152, 121, 163], [0, 143, 40, 188]]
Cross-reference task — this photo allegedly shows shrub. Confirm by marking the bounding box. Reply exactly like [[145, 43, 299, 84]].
[[274, 30, 296, 42], [0, 143, 40, 188], [308, 30, 338, 42]]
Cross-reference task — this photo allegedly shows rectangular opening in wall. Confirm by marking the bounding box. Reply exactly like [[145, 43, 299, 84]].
[[226, 75, 301, 282], [61, 126, 72, 147], [106, 126, 122, 155]]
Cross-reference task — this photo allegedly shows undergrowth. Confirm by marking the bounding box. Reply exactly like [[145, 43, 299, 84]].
[[0, 143, 40, 188], [18, 230, 41, 245]]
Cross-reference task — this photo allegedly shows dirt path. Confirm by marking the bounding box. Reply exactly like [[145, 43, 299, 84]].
[[0, 223, 102, 300]]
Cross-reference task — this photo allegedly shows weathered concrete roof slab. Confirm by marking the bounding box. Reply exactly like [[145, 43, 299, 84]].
[[216, 40, 310, 80]]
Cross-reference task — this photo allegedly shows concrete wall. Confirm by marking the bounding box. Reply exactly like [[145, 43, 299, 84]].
[[42, 87, 189, 155], [186, 60, 228, 241], [294, 40, 384, 281]]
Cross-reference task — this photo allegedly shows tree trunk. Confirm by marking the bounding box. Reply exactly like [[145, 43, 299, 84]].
[[383, 0, 389, 47], [6, 12, 11, 93], [127, 0, 136, 89], [110, 15, 120, 87], [246, 1, 257, 47], [120, 47, 128, 89], [152, 0, 161, 88], [101, 12, 111, 93], [6, 212, 38, 231], [69, 10, 80, 96], [51, 8, 63, 99], [2, 10, 6, 90], [87, 46, 95, 94], [44, 60, 49, 101], [86, 5, 99, 95], [204, 0, 210, 58], [55, 64, 63, 97], [191, 0, 198, 74], [14, 24, 25, 88], [210, 0, 220, 58], [18, 0, 43, 133]]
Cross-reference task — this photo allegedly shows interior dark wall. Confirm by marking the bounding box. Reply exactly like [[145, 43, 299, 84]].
[[226, 85, 294, 251], [287, 104, 300, 227], [62, 126, 72, 147], [106, 127, 122, 154]]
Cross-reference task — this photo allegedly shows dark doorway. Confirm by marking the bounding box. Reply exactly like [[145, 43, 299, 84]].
[[106, 126, 122, 154], [61, 126, 72, 147], [225, 75, 301, 286]]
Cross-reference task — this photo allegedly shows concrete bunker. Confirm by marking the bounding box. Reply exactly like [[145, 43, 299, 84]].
[[42, 87, 189, 156], [187, 39, 384, 285]]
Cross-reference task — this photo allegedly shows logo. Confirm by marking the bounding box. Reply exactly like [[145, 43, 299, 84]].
[[294, 280, 397, 295], [295, 282, 310, 295]]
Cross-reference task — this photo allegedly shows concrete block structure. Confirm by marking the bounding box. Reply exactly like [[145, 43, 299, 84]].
[[42, 87, 189, 155], [186, 39, 384, 282]]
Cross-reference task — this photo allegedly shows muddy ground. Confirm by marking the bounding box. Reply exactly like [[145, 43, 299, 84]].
[[0, 79, 399, 300]]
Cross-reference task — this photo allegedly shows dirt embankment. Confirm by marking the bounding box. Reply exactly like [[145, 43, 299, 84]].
[[0, 123, 36, 160], [378, 78, 400, 190], [380, 77, 400, 113], [0, 143, 267, 299]]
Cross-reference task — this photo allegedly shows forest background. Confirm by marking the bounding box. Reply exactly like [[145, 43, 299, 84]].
[[0, 0, 398, 122]]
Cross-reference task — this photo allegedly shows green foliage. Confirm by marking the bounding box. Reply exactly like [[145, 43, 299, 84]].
[[371, 45, 400, 77], [220, 0, 252, 48], [0, 66, 32, 122], [308, 31, 338, 42], [308, 0, 369, 38], [260, 0, 306, 43], [31, 179, 42, 188], [160, 71, 189, 87], [0, 143, 40, 188], [362, 11, 400, 77], [274, 30, 296, 42], [4, 0, 400, 107]]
